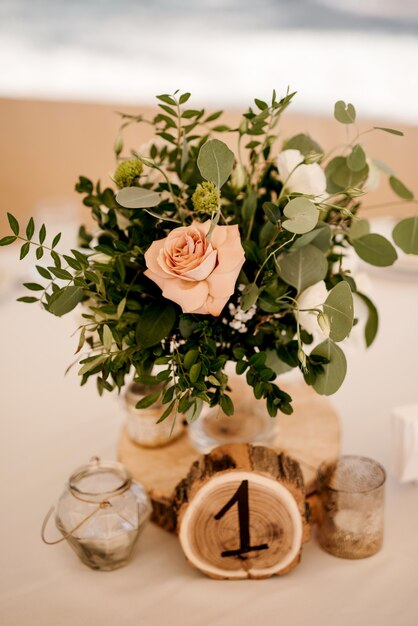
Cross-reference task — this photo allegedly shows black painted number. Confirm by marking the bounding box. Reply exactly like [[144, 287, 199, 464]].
[[214, 479, 268, 558]]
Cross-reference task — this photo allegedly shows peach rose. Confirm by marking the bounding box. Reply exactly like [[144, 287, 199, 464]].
[[144, 221, 245, 316]]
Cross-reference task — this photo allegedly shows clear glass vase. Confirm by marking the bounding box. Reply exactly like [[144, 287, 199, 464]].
[[188, 367, 279, 454], [124, 382, 185, 447]]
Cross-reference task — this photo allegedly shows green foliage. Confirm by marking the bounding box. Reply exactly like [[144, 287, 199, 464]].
[[116, 187, 161, 208], [323, 282, 354, 342], [392, 217, 418, 254], [197, 139, 235, 188], [352, 234, 397, 266], [282, 198, 319, 234], [4, 89, 416, 421], [308, 339, 347, 395], [277, 245, 328, 293], [334, 100, 356, 124], [389, 176, 414, 200]]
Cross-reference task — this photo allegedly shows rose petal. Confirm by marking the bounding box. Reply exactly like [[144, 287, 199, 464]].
[[144, 268, 167, 291], [216, 225, 245, 272], [206, 256, 245, 298], [182, 248, 218, 281], [144, 239, 167, 278], [206, 295, 230, 316], [162, 277, 209, 313]]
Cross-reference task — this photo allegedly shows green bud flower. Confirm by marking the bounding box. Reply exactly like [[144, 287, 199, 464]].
[[304, 152, 323, 164], [192, 181, 220, 215], [297, 348, 307, 369], [113, 158, 143, 189]]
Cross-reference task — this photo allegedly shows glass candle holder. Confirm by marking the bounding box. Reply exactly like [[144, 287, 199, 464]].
[[316, 455, 386, 559], [43, 457, 151, 570], [188, 370, 279, 454], [124, 382, 185, 447]]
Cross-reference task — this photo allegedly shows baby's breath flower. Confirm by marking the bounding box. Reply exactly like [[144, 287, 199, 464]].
[[113, 158, 143, 189], [192, 181, 220, 215]]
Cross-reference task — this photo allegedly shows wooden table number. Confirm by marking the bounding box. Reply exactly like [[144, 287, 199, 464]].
[[177, 444, 310, 580]]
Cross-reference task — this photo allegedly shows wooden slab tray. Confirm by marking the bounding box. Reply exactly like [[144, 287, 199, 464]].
[[118, 381, 340, 532]]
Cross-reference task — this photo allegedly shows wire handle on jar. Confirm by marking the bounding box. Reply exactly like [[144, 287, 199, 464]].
[[41, 502, 110, 545]]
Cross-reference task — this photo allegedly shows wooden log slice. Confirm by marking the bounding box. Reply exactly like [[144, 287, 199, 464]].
[[177, 444, 309, 580], [118, 380, 340, 532]]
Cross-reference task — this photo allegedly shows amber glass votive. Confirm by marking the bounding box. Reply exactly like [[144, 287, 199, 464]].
[[317, 455, 386, 559]]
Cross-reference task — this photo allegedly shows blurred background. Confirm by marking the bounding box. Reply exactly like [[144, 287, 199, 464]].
[[0, 0, 417, 229]]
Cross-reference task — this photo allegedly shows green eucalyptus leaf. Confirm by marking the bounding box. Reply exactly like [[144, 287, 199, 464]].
[[389, 176, 414, 200], [49, 286, 84, 317], [310, 339, 347, 395], [290, 222, 332, 253], [356, 292, 379, 347], [334, 100, 356, 124], [347, 144, 366, 172], [327, 156, 368, 191], [277, 245, 328, 293], [282, 197, 319, 234], [240, 283, 260, 311], [265, 350, 292, 376], [136, 303, 176, 349], [323, 281, 354, 342], [197, 139, 235, 188], [349, 218, 370, 240], [392, 216, 418, 254], [283, 133, 323, 157], [352, 234, 397, 266], [116, 187, 162, 209]]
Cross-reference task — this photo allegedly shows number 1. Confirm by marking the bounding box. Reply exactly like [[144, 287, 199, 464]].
[[214, 479, 268, 558]]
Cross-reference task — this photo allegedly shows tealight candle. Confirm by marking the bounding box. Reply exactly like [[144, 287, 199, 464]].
[[316, 455, 386, 559], [42, 457, 151, 570]]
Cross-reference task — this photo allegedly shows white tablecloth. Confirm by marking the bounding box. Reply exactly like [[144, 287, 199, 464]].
[[1, 253, 418, 626]]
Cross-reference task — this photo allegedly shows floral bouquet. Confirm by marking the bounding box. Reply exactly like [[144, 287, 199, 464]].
[[2, 90, 416, 422]]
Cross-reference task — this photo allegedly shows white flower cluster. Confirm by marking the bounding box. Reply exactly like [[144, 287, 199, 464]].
[[225, 300, 257, 334]]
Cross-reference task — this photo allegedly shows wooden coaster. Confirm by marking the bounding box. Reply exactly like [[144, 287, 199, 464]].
[[118, 380, 340, 532], [177, 444, 310, 579]]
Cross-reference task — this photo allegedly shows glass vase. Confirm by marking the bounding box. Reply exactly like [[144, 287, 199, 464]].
[[188, 367, 279, 454]]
